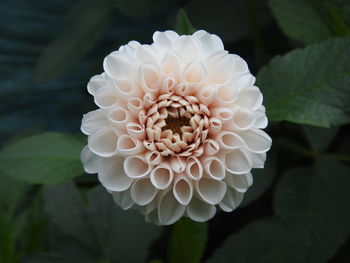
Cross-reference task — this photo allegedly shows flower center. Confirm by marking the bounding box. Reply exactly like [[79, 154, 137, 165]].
[[141, 93, 210, 157], [163, 117, 190, 137]]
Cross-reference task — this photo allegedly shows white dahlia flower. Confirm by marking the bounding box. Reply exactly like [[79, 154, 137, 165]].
[[81, 30, 271, 225]]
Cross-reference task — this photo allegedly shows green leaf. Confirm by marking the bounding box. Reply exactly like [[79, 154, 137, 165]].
[[207, 217, 305, 263], [0, 174, 27, 216], [274, 158, 350, 262], [302, 125, 338, 151], [0, 211, 16, 263], [174, 9, 196, 35], [269, 0, 350, 45], [34, 0, 112, 82], [0, 133, 85, 184], [168, 218, 207, 263], [207, 158, 350, 263], [241, 149, 277, 206], [257, 35, 350, 127], [43, 184, 162, 263]]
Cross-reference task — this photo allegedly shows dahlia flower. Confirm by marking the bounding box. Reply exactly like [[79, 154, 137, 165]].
[[81, 30, 271, 225]]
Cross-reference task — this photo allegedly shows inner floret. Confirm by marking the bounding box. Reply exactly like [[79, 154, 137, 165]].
[[141, 93, 210, 157]]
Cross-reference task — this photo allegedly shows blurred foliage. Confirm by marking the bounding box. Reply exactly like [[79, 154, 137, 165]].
[[0, 0, 350, 262]]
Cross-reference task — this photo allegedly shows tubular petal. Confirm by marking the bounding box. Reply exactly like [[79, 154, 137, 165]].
[[88, 127, 118, 157], [130, 178, 157, 206], [158, 190, 186, 225], [98, 157, 133, 192], [173, 174, 193, 205], [124, 155, 151, 178], [195, 178, 226, 205], [187, 196, 216, 222]]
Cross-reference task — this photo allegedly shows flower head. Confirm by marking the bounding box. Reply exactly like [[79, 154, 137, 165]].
[[81, 30, 271, 225]]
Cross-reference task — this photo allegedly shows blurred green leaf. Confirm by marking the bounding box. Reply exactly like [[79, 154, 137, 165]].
[[174, 9, 196, 35], [0, 133, 84, 184], [241, 149, 277, 206], [34, 0, 112, 82], [0, 211, 16, 263], [43, 184, 162, 263], [257, 35, 350, 127], [274, 158, 350, 262], [207, 158, 350, 263], [0, 174, 27, 217], [23, 253, 94, 263], [269, 0, 350, 45], [302, 125, 338, 151], [207, 217, 306, 263], [168, 218, 207, 263]]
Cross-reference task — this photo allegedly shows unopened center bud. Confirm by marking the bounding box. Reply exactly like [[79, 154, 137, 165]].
[[163, 117, 190, 137]]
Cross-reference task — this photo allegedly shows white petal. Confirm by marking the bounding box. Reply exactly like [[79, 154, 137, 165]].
[[124, 155, 151, 178], [183, 60, 207, 86], [112, 190, 134, 210], [108, 107, 133, 127], [81, 110, 108, 135], [145, 151, 163, 165], [195, 178, 226, 205], [208, 117, 222, 134], [116, 135, 144, 155], [202, 156, 225, 180], [194, 30, 224, 54], [224, 149, 253, 174], [216, 130, 244, 151], [87, 74, 107, 96], [80, 145, 102, 174], [203, 139, 220, 155], [239, 129, 272, 153], [161, 51, 181, 80], [135, 44, 158, 64], [103, 51, 130, 78], [212, 84, 238, 106], [186, 196, 216, 222], [219, 187, 244, 212], [158, 190, 186, 225], [251, 152, 267, 168], [114, 78, 142, 99], [150, 163, 174, 190], [130, 178, 157, 206], [169, 156, 186, 173], [225, 172, 253, 193], [185, 156, 203, 180], [153, 31, 172, 49], [94, 87, 118, 109], [195, 85, 215, 105], [139, 62, 162, 95], [255, 105, 268, 129], [175, 35, 198, 64], [98, 157, 133, 192], [173, 174, 193, 205], [234, 56, 249, 74], [231, 107, 256, 130], [237, 86, 263, 111], [211, 107, 234, 124], [88, 127, 118, 157], [127, 97, 143, 118], [126, 122, 145, 140], [206, 51, 233, 85]]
